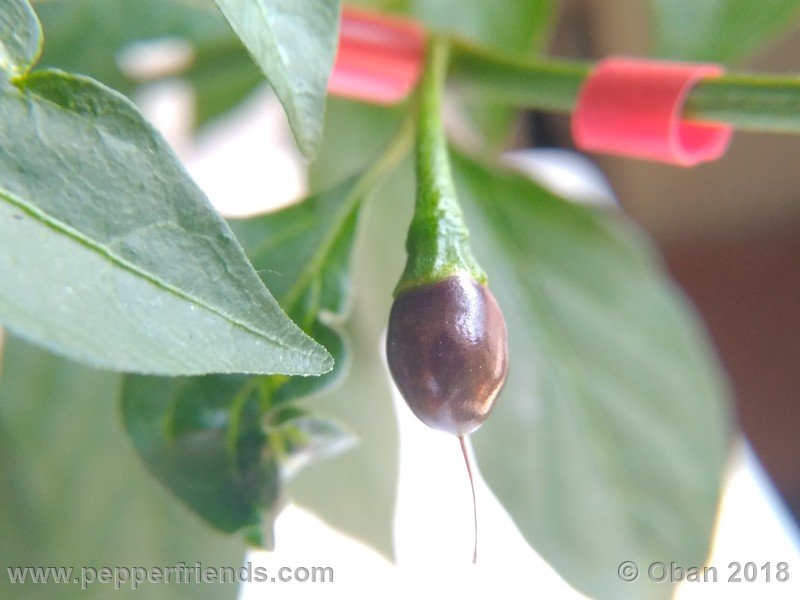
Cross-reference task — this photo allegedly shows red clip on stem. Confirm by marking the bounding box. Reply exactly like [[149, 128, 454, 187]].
[[572, 58, 733, 166], [328, 7, 426, 104]]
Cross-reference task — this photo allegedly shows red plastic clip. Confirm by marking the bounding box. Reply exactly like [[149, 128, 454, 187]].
[[572, 57, 733, 167], [328, 7, 426, 104]]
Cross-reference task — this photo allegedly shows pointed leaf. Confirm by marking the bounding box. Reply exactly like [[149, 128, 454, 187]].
[[229, 176, 364, 401], [121, 175, 369, 541], [0, 0, 41, 77], [0, 70, 331, 375], [212, 0, 341, 159], [453, 152, 732, 600]]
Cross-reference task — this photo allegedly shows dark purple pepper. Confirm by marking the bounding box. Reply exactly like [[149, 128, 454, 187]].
[[386, 274, 509, 436]]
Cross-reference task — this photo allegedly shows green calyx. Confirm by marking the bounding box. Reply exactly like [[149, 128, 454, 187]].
[[394, 36, 486, 295]]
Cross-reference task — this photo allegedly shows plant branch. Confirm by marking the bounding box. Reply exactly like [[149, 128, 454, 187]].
[[448, 39, 800, 134]]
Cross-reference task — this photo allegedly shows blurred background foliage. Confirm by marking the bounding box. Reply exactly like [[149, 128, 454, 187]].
[[3, 0, 800, 598], [0, 335, 245, 600]]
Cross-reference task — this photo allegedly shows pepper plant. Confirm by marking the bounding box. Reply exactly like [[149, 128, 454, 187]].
[[2, 1, 799, 599]]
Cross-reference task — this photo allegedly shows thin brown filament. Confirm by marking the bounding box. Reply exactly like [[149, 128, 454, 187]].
[[459, 434, 478, 564]]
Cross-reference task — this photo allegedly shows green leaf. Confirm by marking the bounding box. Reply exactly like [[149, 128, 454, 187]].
[[121, 374, 281, 539], [212, 0, 342, 159], [121, 375, 355, 548], [0, 70, 331, 375], [0, 335, 244, 600], [650, 0, 800, 62], [120, 374, 357, 547], [0, 0, 41, 77], [452, 153, 732, 600], [120, 170, 370, 542], [229, 175, 366, 400]]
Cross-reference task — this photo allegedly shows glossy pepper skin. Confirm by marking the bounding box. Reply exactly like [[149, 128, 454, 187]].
[[386, 274, 508, 436]]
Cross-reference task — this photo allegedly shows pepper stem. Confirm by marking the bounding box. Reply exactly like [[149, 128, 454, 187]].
[[395, 35, 486, 295]]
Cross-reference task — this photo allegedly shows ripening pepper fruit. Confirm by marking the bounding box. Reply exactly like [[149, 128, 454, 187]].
[[385, 36, 508, 563], [386, 37, 508, 438], [387, 274, 508, 435]]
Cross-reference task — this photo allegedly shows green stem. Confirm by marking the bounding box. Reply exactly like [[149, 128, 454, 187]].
[[448, 38, 800, 134], [396, 36, 485, 294], [686, 76, 800, 133]]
